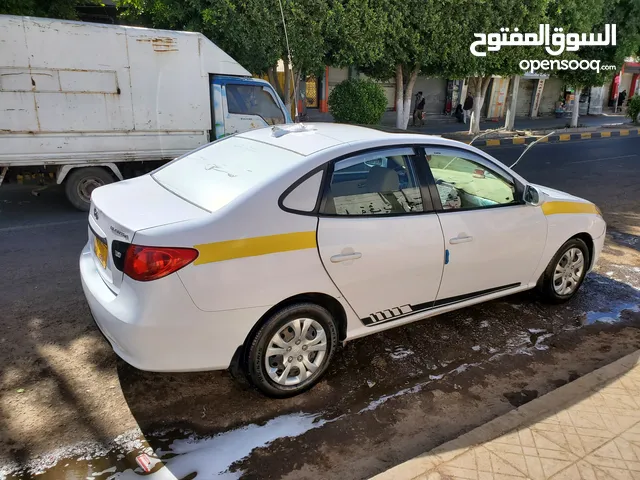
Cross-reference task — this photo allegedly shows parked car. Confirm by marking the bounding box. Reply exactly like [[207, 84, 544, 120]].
[[79, 123, 606, 397]]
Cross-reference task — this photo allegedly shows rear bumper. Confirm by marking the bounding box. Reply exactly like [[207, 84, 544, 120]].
[[79, 242, 267, 372]]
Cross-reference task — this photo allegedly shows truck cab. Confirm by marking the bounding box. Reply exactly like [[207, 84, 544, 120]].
[[212, 76, 291, 139]]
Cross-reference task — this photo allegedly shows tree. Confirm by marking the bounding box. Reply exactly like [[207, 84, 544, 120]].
[[443, 0, 550, 134], [334, 0, 453, 129], [553, 0, 640, 126], [0, 0, 103, 18]]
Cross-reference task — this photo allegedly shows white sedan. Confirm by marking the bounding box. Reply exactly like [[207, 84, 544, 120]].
[[80, 123, 606, 397]]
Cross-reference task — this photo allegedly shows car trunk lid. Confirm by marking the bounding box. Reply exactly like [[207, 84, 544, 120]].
[[88, 174, 208, 293]]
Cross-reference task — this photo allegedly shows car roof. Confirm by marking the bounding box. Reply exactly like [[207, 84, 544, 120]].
[[235, 122, 424, 156]]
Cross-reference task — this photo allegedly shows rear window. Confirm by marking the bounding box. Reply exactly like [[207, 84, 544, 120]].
[[152, 136, 303, 212]]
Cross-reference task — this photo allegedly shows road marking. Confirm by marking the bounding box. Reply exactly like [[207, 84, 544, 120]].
[[566, 154, 637, 165], [0, 219, 85, 233], [581, 132, 592, 139], [559, 134, 571, 141]]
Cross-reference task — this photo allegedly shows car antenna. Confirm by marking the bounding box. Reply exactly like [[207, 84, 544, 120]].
[[277, 0, 299, 122], [509, 130, 556, 169]]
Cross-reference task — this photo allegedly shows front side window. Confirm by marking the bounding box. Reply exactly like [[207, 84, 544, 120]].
[[426, 149, 516, 210], [226, 84, 285, 125], [321, 148, 424, 216]]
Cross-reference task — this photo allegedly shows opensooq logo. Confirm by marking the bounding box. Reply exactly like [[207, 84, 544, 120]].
[[470, 24, 617, 57]]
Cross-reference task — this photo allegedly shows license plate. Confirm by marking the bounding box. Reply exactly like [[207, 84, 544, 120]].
[[93, 235, 108, 269]]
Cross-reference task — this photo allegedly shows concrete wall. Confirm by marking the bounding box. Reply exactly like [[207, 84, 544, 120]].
[[539, 78, 563, 115]]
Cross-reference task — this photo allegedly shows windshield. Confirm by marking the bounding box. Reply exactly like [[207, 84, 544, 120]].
[[152, 136, 303, 212]]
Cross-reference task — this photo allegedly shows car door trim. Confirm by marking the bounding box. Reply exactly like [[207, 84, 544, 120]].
[[361, 282, 521, 326]]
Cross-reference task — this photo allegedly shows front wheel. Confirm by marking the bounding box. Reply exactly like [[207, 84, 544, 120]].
[[538, 238, 590, 303], [65, 167, 115, 211], [246, 303, 338, 398]]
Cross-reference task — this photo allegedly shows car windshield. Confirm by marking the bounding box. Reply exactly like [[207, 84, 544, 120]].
[[152, 136, 303, 212]]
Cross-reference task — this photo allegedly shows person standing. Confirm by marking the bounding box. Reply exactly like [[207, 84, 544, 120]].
[[412, 91, 426, 127], [617, 90, 627, 113], [463, 94, 473, 124]]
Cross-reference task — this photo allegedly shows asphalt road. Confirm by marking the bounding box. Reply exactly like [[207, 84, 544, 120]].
[[0, 136, 639, 479]]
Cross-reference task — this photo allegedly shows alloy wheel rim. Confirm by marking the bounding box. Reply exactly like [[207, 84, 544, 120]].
[[265, 318, 327, 386], [553, 247, 584, 295]]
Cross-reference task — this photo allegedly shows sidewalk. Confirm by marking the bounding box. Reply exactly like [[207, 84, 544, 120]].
[[304, 110, 632, 136], [372, 350, 640, 480]]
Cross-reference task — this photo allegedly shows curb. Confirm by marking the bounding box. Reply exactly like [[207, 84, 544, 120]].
[[467, 127, 640, 147], [370, 349, 640, 480]]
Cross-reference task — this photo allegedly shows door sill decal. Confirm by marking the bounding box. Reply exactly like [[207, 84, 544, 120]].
[[361, 283, 521, 326]]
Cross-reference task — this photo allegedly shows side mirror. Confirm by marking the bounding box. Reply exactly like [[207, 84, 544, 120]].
[[524, 184, 543, 206]]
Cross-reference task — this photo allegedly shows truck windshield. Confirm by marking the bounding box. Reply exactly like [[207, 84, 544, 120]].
[[152, 136, 303, 212]]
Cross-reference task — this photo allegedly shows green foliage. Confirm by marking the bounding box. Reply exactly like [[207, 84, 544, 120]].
[[0, 0, 102, 19], [328, 78, 387, 124], [627, 95, 640, 124], [117, 0, 328, 78]]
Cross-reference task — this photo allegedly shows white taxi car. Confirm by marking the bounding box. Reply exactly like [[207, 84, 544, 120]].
[[80, 123, 606, 397]]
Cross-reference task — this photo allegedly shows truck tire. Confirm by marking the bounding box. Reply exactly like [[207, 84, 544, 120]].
[[65, 167, 114, 211]]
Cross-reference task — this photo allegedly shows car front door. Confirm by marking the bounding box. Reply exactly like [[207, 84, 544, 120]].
[[423, 146, 547, 303], [316, 146, 446, 328]]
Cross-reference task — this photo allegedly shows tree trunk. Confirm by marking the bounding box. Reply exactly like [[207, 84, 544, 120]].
[[267, 65, 284, 101], [294, 69, 303, 120], [570, 89, 581, 127], [284, 60, 292, 116], [468, 76, 491, 135], [395, 65, 404, 129], [503, 75, 520, 131], [402, 67, 420, 129]]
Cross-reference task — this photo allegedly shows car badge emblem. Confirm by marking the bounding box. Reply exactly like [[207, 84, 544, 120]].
[[93, 207, 99, 221]]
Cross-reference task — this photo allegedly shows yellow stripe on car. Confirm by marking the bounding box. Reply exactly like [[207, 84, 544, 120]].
[[194, 231, 317, 265], [542, 201, 599, 216]]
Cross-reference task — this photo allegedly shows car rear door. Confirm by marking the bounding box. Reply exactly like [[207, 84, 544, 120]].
[[423, 145, 547, 303], [316, 146, 446, 328]]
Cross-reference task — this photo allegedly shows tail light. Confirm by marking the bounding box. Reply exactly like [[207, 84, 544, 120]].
[[123, 245, 199, 282]]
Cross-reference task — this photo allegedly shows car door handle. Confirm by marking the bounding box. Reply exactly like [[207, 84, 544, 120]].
[[330, 252, 362, 263], [449, 235, 473, 244]]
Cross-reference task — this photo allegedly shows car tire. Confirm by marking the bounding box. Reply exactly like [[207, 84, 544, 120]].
[[538, 237, 590, 304], [65, 167, 115, 212], [246, 303, 338, 398]]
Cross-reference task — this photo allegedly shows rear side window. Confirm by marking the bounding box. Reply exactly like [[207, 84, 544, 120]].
[[226, 84, 286, 125], [321, 148, 424, 216]]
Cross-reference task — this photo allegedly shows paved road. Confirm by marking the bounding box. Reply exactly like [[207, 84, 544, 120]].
[[0, 137, 639, 479]]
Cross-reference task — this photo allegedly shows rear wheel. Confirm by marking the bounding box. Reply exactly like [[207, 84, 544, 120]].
[[65, 167, 115, 211], [246, 303, 338, 397], [538, 238, 590, 303]]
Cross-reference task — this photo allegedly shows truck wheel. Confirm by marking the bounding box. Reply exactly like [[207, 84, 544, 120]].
[[65, 167, 114, 211]]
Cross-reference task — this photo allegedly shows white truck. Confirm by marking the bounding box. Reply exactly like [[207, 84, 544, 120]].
[[0, 15, 292, 210]]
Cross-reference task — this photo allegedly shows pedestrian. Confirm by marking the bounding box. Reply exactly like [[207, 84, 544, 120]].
[[617, 90, 627, 113], [454, 103, 464, 123], [412, 91, 426, 127], [463, 94, 473, 124]]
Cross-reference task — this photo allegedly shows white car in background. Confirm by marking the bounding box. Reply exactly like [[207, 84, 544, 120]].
[[80, 123, 606, 397]]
